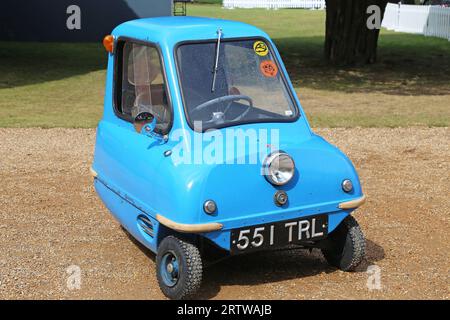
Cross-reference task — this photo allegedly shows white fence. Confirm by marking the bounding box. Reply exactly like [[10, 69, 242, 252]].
[[223, 0, 326, 9], [382, 3, 450, 40]]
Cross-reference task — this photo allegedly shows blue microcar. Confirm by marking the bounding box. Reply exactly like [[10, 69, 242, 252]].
[[91, 17, 367, 299]]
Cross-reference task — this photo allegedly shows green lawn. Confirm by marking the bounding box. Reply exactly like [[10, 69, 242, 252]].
[[0, 4, 449, 128]]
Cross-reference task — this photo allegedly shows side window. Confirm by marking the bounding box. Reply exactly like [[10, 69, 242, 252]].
[[117, 41, 171, 134]]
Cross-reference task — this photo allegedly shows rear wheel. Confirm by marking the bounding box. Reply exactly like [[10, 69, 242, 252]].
[[321, 215, 365, 271], [156, 236, 203, 299]]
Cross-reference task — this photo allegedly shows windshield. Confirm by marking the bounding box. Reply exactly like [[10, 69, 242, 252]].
[[176, 39, 298, 131]]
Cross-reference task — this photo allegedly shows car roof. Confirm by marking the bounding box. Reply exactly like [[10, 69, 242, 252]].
[[112, 16, 269, 46]]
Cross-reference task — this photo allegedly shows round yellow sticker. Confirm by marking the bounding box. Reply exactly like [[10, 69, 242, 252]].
[[253, 41, 269, 56]]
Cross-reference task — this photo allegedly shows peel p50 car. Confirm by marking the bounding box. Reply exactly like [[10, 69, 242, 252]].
[[92, 17, 367, 299]]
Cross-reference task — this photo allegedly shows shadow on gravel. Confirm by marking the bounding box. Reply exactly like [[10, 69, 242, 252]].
[[357, 239, 386, 272], [122, 227, 384, 300], [121, 226, 156, 262], [198, 238, 384, 299]]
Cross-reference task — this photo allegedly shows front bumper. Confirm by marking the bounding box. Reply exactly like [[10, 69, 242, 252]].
[[156, 195, 366, 234]]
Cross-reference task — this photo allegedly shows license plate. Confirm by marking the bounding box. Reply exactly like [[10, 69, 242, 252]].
[[230, 214, 328, 254]]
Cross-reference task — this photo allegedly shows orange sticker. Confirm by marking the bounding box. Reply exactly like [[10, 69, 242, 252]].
[[260, 60, 278, 78]]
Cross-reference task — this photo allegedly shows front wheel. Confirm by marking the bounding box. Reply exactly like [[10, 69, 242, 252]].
[[321, 215, 366, 271], [156, 236, 203, 300]]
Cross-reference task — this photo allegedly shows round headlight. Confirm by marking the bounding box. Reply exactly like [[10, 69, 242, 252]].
[[263, 152, 295, 186]]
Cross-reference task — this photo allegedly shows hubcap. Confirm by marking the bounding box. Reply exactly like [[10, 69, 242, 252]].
[[160, 252, 179, 287]]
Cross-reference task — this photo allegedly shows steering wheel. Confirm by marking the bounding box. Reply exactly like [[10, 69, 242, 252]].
[[190, 95, 253, 125]]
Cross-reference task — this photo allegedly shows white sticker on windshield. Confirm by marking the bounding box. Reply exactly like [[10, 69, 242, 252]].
[[285, 110, 293, 116]]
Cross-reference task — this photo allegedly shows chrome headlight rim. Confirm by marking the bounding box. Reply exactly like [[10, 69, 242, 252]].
[[263, 151, 295, 186]]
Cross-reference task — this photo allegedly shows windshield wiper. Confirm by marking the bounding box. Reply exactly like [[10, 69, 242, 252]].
[[211, 28, 222, 93]]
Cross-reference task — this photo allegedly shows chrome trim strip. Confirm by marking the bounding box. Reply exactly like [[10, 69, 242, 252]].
[[338, 195, 367, 210], [156, 214, 223, 233], [90, 167, 98, 178]]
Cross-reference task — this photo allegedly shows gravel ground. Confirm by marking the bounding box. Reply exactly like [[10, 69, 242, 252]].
[[0, 127, 448, 300]]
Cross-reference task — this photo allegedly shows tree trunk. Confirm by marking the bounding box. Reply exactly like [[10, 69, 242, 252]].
[[325, 0, 389, 66]]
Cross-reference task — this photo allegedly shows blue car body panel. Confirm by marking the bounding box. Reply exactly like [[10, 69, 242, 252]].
[[92, 17, 364, 252]]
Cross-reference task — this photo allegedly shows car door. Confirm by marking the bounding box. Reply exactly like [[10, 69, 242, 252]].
[[97, 39, 173, 218]]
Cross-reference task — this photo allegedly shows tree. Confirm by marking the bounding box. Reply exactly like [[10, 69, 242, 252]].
[[324, 0, 389, 65]]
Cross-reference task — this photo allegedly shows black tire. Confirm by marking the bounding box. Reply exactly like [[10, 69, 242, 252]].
[[156, 236, 203, 300], [321, 215, 365, 271]]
